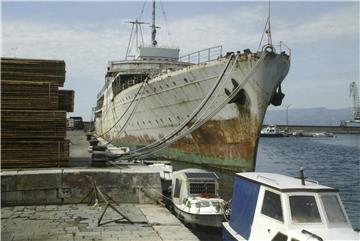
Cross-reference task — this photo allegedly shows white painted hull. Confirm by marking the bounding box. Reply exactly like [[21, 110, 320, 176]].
[[173, 204, 224, 228], [96, 52, 290, 170]]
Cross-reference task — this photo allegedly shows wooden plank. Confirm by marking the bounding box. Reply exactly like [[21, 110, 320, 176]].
[[1, 110, 66, 139], [1, 57, 66, 86], [1, 80, 59, 110], [1, 139, 69, 168]]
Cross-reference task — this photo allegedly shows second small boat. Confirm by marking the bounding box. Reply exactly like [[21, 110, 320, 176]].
[[171, 168, 225, 228]]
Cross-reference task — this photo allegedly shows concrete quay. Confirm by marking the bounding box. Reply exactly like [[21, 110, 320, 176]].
[[1, 203, 199, 241], [1, 130, 199, 241]]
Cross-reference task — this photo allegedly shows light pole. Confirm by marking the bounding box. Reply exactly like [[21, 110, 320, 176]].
[[284, 104, 292, 126]]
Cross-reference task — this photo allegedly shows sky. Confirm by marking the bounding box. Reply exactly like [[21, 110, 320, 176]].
[[2, 1, 359, 120]]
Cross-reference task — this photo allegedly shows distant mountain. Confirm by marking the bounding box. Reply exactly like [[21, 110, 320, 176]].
[[263, 107, 354, 126]]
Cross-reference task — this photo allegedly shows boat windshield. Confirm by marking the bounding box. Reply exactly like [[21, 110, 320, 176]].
[[192, 200, 210, 208], [321, 194, 347, 224], [289, 195, 322, 224]]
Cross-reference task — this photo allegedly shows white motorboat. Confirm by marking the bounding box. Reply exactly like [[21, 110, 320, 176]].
[[171, 168, 225, 228], [222, 170, 359, 240], [260, 125, 284, 137]]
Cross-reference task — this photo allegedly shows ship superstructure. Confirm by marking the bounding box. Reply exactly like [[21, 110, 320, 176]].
[[95, 1, 291, 171]]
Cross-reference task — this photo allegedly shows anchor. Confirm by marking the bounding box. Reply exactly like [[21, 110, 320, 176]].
[[224, 78, 247, 105], [270, 84, 285, 106]]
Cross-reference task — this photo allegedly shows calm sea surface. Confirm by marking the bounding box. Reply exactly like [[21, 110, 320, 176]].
[[171, 134, 360, 238]]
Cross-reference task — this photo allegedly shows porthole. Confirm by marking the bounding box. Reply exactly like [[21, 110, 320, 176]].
[[184, 78, 188, 83], [160, 118, 164, 123], [166, 84, 170, 88], [142, 121, 145, 124], [173, 82, 177, 86], [177, 116, 181, 120], [168, 117, 172, 122]]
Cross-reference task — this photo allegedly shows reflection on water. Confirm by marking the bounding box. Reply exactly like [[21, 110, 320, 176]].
[[171, 134, 360, 231]]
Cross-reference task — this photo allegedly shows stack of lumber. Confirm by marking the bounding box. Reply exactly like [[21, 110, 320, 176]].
[[1, 57, 66, 86], [1, 57, 74, 168], [1, 80, 59, 110]]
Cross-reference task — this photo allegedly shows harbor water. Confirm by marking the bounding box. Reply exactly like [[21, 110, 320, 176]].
[[171, 134, 360, 239]]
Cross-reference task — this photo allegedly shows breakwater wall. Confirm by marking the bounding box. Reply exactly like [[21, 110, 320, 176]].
[[1, 168, 162, 206], [270, 125, 360, 134]]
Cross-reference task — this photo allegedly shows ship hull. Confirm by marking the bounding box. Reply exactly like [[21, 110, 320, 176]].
[[96, 52, 290, 171]]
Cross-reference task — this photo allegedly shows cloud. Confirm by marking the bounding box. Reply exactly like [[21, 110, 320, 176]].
[[274, 5, 358, 44], [1, 2, 358, 119]]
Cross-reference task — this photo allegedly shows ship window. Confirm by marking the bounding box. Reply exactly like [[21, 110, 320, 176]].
[[148, 120, 152, 124], [156, 120, 159, 124], [261, 190, 283, 222], [189, 183, 216, 195], [173, 81, 177, 86], [321, 195, 347, 223], [166, 84, 170, 88], [184, 78, 188, 83], [142, 121, 145, 125], [289, 195, 321, 223], [168, 117, 172, 122], [160, 118, 164, 123], [174, 179, 181, 198], [159, 85, 163, 90], [271, 232, 287, 241], [177, 116, 180, 120]]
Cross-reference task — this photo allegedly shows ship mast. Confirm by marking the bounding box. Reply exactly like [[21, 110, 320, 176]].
[[151, 0, 159, 46], [125, 19, 147, 60], [266, 0, 273, 45]]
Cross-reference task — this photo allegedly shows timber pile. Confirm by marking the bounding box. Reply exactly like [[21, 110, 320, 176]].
[[1, 80, 59, 110], [1, 57, 74, 168], [1, 57, 65, 86]]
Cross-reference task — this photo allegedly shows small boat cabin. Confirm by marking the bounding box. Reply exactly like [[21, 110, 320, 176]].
[[223, 172, 358, 241]]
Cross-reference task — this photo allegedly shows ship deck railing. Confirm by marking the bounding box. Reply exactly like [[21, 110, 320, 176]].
[[179, 45, 223, 64], [274, 41, 291, 57]]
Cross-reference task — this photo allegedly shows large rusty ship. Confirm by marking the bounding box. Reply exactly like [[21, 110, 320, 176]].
[[95, 1, 290, 171]]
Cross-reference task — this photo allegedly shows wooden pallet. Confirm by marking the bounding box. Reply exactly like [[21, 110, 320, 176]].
[[1, 80, 59, 110], [59, 90, 74, 112]]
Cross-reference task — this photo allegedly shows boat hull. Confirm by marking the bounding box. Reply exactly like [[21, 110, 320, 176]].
[[174, 204, 224, 228], [222, 222, 246, 241], [96, 52, 290, 171]]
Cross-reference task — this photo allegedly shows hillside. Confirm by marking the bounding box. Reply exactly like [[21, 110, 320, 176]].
[[263, 107, 353, 126]]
